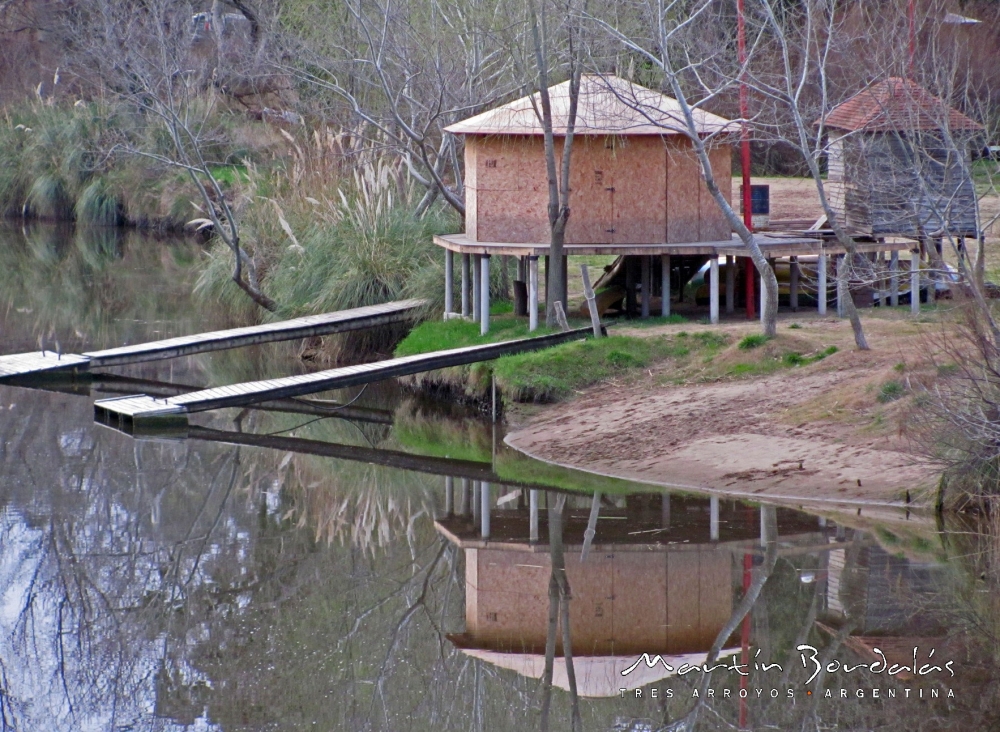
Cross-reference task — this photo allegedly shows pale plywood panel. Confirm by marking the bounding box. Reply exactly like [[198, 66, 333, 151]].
[[466, 547, 479, 633], [476, 136, 551, 243], [697, 552, 734, 643], [564, 136, 614, 244], [612, 137, 668, 244], [666, 551, 703, 653], [473, 549, 550, 647], [465, 137, 479, 240], [564, 553, 616, 655], [701, 145, 733, 241], [611, 552, 668, 654], [667, 139, 701, 243]]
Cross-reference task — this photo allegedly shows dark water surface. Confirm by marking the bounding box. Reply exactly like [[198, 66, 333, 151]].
[[1, 224, 998, 731]]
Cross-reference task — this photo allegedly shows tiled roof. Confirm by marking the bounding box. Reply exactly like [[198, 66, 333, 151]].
[[821, 77, 982, 132], [445, 75, 734, 136]]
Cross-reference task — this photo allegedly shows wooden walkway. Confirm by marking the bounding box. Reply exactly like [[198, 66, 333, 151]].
[[94, 328, 592, 431], [0, 299, 425, 380]]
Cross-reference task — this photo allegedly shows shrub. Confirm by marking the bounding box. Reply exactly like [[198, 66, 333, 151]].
[[877, 380, 905, 404], [738, 333, 769, 350]]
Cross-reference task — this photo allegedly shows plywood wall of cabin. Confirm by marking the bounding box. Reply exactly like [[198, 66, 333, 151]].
[[473, 136, 552, 244], [700, 144, 734, 241], [665, 550, 733, 653], [666, 138, 702, 242], [469, 134, 731, 245], [464, 137, 479, 240]]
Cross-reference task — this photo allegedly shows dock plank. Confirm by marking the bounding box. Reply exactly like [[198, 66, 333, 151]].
[[95, 328, 592, 428]]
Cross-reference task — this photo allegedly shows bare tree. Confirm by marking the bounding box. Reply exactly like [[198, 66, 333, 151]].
[[591, 0, 782, 336]]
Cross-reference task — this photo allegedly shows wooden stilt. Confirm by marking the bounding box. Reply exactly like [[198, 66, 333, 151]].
[[460, 478, 469, 515], [444, 476, 454, 516], [641, 255, 651, 318], [661, 493, 670, 528], [890, 250, 900, 307], [480, 482, 490, 538], [789, 256, 799, 312], [911, 249, 921, 314], [472, 254, 481, 321], [836, 254, 846, 318], [528, 256, 539, 332], [725, 255, 735, 314], [529, 489, 539, 542], [625, 257, 637, 315], [461, 253, 471, 317], [709, 257, 720, 324], [480, 255, 491, 335], [661, 254, 671, 317], [444, 249, 454, 316], [818, 252, 828, 315], [710, 496, 720, 541]]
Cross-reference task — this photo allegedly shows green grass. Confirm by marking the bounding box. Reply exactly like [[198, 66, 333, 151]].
[[877, 380, 906, 404], [493, 334, 692, 402], [738, 333, 770, 350], [616, 313, 688, 328], [395, 316, 558, 357]]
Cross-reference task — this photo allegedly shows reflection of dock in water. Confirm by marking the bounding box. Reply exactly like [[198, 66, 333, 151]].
[[435, 493, 842, 697]]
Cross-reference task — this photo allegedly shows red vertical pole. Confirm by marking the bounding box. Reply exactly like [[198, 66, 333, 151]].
[[907, 0, 916, 77], [738, 0, 755, 319], [739, 551, 752, 729]]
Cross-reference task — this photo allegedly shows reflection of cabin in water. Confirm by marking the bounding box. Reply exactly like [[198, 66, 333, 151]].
[[823, 77, 982, 240], [435, 491, 828, 697]]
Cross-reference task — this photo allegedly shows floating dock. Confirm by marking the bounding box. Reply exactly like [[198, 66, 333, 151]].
[[94, 328, 593, 432], [0, 299, 425, 380]]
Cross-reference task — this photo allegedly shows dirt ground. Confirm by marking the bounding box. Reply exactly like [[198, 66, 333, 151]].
[[505, 312, 949, 508]]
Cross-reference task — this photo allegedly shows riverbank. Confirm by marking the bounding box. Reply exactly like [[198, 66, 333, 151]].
[[504, 310, 950, 507]]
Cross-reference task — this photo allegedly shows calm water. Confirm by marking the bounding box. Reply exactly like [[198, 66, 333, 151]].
[[1, 224, 998, 731]]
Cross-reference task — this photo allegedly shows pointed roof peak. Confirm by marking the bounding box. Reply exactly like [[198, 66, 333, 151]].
[[445, 74, 733, 137], [822, 77, 982, 133]]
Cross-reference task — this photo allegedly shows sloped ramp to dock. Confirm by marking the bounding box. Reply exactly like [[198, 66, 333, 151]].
[[0, 299, 425, 380], [95, 328, 592, 433]]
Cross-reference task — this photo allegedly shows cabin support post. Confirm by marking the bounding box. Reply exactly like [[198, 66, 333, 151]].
[[528, 256, 539, 332], [890, 250, 900, 307], [444, 249, 454, 317], [472, 480, 480, 521], [561, 255, 568, 311], [789, 257, 799, 312], [625, 257, 637, 315], [480, 255, 491, 335], [661, 255, 671, 317], [661, 493, 670, 528], [529, 489, 539, 542], [817, 252, 827, 315], [461, 254, 471, 317], [709, 257, 720, 324], [472, 254, 481, 321], [836, 254, 846, 318], [725, 256, 735, 314], [710, 496, 720, 541], [444, 476, 454, 516], [641, 255, 652, 318], [911, 249, 921, 315], [459, 478, 469, 515], [480, 482, 490, 538]]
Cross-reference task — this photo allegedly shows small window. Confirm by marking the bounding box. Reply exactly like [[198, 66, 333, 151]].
[[486, 612, 498, 622], [485, 159, 497, 168], [594, 170, 604, 184]]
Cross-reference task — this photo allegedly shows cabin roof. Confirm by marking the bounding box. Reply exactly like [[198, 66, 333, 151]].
[[821, 77, 982, 133], [445, 75, 734, 137]]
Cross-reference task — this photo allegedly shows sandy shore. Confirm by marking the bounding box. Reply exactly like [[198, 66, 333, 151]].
[[505, 319, 942, 507]]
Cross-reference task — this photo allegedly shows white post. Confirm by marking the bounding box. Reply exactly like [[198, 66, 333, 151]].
[[709, 257, 720, 324], [444, 476, 454, 516], [444, 249, 454, 317], [480, 482, 490, 538], [789, 257, 799, 312], [710, 496, 719, 541], [461, 253, 471, 317], [472, 254, 481, 321], [641, 255, 651, 318], [911, 249, 920, 315], [471, 480, 479, 521], [725, 255, 735, 314], [480, 255, 491, 335], [818, 252, 827, 315], [529, 489, 539, 542], [661, 493, 670, 528], [890, 250, 900, 307], [528, 256, 539, 332], [661, 254, 671, 317], [460, 478, 470, 515], [836, 254, 846, 318]]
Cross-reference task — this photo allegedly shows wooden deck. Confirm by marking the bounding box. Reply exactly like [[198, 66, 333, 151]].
[[0, 299, 425, 380], [433, 232, 914, 258], [94, 328, 593, 430]]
